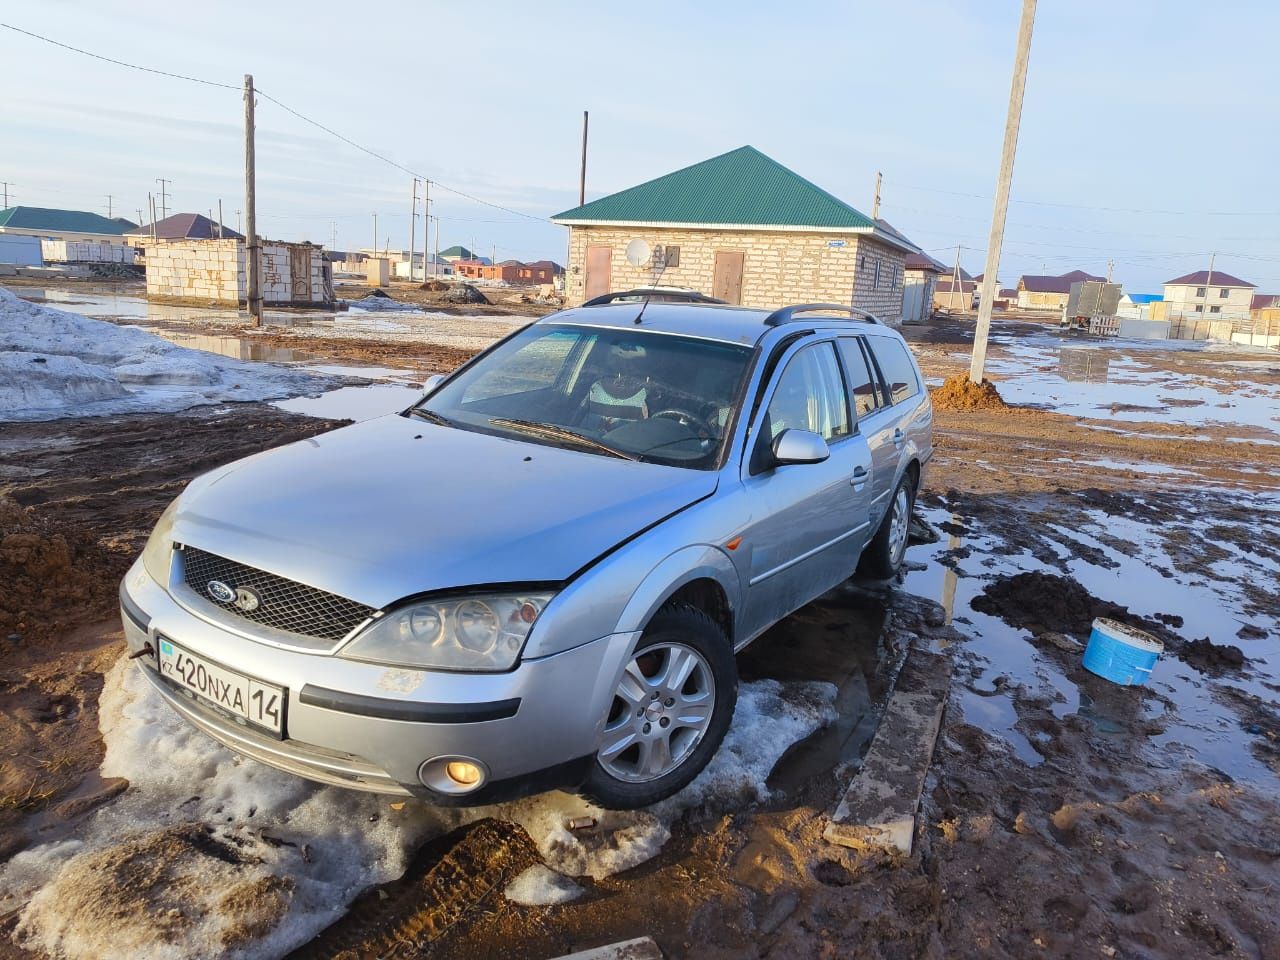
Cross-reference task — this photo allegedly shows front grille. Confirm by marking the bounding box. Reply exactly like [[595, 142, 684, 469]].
[[179, 546, 375, 643]]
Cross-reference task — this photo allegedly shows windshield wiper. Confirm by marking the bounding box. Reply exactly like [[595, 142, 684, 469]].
[[408, 407, 454, 427], [488, 418, 638, 461]]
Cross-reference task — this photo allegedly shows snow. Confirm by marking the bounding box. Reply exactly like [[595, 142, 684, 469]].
[[0, 287, 330, 421], [503, 864, 584, 906], [0, 660, 836, 958]]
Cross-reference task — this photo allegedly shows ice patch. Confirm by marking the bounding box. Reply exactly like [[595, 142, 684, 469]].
[[0, 660, 835, 959], [0, 287, 330, 421], [503, 864, 585, 906]]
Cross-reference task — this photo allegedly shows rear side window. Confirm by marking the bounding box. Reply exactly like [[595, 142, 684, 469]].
[[867, 337, 921, 406], [836, 338, 881, 419]]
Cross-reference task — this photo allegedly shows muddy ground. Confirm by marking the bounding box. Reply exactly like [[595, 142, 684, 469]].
[[1, 288, 1278, 959]]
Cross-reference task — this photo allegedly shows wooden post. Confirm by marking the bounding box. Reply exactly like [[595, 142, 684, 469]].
[[579, 110, 589, 207], [244, 74, 262, 326], [970, 0, 1037, 383]]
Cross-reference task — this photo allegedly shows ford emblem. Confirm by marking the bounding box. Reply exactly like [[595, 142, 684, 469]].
[[207, 580, 236, 603]]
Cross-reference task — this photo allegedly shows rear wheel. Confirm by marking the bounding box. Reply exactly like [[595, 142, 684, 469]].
[[858, 471, 916, 579], [583, 603, 737, 809]]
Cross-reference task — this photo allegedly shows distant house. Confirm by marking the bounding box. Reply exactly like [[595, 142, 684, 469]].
[[1161, 270, 1254, 322], [126, 212, 242, 242], [903, 252, 946, 323], [1016, 270, 1105, 311], [933, 275, 977, 311], [1118, 292, 1163, 320], [438, 245, 490, 265], [0, 205, 139, 264], [551, 145, 918, 318]]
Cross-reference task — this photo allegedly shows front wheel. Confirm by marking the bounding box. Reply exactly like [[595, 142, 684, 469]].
[[582, 603, 737, 809], [858, 472, 916, 580]]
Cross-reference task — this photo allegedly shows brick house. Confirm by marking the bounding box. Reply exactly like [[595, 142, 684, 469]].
[[1016, 269, 1105, 311], [453, 259, 563, 284], [902, 252, 947, 323], [1162, 270, 1255, 323], [551, 146, 918, 321]]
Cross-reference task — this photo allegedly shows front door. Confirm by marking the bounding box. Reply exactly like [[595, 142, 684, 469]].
[[289, 246, 310, 302], [585, 245, 612, 301], [712, 251, 745, 305], [738, 340, 874, 643]]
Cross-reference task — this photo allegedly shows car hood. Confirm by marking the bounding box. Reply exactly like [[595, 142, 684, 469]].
[[170, 414, 716, 609]]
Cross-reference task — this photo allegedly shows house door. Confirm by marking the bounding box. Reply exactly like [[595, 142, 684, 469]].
[[712, 251, 745, 304], [289, 247, 310, 302], [901, 276, 925, 323], [585, 245, 612, 301]]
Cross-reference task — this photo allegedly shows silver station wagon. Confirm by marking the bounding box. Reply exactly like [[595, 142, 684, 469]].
[[120, 299, 932, 809]]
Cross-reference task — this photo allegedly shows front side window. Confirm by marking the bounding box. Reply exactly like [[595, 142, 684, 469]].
[[417, 325, 753, 469], [836, 338, 882, 418], [866, 337, 921, 406], [763, 342, 850, 444]]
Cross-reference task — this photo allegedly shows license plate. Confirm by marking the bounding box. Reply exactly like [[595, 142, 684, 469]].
[[157, 636, 287, 737]]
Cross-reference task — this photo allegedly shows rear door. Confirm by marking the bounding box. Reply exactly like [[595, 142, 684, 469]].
[[737, 339, 874, 642], [856, 334, 929, 524], [838, 336, 897, 528]]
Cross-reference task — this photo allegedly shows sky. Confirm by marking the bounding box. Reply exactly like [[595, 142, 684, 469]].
[[2, 0, 1278, 293]]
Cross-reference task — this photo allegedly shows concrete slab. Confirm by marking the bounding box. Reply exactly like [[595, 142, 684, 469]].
[[548, 937, 663, 960], [824, 643, 951, 854]]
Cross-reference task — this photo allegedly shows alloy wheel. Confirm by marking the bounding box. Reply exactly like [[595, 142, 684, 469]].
[[889, 486, 911, 566], [599, 642, 717, 783]]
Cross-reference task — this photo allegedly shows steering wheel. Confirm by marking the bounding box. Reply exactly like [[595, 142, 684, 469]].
[[651, 407, 713, 438]]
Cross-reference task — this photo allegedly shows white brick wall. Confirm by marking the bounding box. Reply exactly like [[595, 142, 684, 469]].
[[142, 239, 328, 304]]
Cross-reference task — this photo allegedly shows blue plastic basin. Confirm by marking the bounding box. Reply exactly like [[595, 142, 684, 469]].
[[1082, 617, 1163, 686]]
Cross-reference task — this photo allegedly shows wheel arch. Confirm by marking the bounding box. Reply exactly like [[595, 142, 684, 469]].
[[614, 545, 740, 645]]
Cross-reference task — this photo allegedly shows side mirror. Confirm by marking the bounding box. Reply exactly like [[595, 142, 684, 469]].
[[422, 373, 445, 395], [772, 429, 830, 466]]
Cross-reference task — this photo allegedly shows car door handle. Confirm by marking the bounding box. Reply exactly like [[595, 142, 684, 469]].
[[892, 428, 905, 446], [851, 466, 868, 490]]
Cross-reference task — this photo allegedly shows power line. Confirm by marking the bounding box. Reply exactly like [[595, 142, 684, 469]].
[[0, 21, 238, 89]]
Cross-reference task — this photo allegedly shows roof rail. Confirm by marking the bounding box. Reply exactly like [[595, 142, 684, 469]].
[[763, 303, 881, 326], [582, 289, 725, 307]]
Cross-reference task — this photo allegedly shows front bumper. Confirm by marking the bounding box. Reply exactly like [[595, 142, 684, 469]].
[[119, 560, 635, 804]]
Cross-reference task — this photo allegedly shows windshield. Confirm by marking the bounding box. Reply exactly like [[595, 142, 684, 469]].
[[413, 324, 755, 468]]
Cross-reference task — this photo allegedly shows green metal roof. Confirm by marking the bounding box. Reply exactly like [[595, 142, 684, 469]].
[[551, 146, 877, 230], [0, 206, 135, 235], [438, 245, 475, 259]]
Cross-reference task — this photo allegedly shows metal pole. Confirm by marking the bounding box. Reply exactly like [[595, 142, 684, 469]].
[[422, 180, 431, 282], [244, 74, 262, 326], [579, 110, 589, 207], [408, 177, 418, 284], [218, 199, 224, 239], [970, 0, 1037, 384]]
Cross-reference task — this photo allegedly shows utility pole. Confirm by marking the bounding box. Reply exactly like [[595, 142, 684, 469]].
[[970, 0, 1037, 384], [433, 214, 440, 279], [408, 177, 419, 283], [330, 221, 337, 251], [135, 207, 143, 227], [427, 180, 437, 284], [105, 194, 114, 218], [155, 178, 171, 220], [236, 209, 242, 235], [372, 213, 378, 257], [1, 182, 9, 208], [244, 74, 262, 326], [218, 199, 224, 239], [1106, 259, 1114, 282], [1203, 251, 1215, 326], [578, 110, 589, 207], [148, 193, 157, 240], [871, 171, 882, 219], [951, 244, 962, 312]]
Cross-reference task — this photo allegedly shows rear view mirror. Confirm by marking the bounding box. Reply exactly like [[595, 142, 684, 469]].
[[772, 429, 830, 466], [422, 373, 445, 395]]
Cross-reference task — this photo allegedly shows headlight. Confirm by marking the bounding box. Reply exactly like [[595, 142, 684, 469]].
[[339, 592, 555, 672], [141, 497, 181, 585]]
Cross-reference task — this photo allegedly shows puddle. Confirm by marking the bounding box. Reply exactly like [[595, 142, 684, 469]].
[[903, 500, 1279, 785], [272, 383, 424, 422], [978, 333, 1280, 436]]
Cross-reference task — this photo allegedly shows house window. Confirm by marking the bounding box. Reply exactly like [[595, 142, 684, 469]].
[[1194, 305, 1204, 313], [665, 246, 680, 267], [873, 260, 881, 289], [1219, 288, 1229, 298], [1195, 287, 1206, 296], [1210, 305, 1221, 314]]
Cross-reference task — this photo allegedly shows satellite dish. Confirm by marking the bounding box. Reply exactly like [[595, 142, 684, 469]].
[[625, 238, 652, 268]]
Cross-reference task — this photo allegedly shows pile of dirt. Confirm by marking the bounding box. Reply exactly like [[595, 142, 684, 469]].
[[971, 571, 1126, 638], [0, 497, 123, 645], [930, 374, 1008, 412], [444, 283, 489, 305], [420, 278, 448, 292]]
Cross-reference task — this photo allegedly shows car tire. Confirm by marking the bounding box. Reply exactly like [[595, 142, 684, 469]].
[[858, 471, 917, 580], [582, 603, 737, 810]]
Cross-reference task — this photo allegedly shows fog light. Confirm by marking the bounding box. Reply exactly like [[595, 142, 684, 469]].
[[445, 761, 482, 786], [418, 756, 489, 795]]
